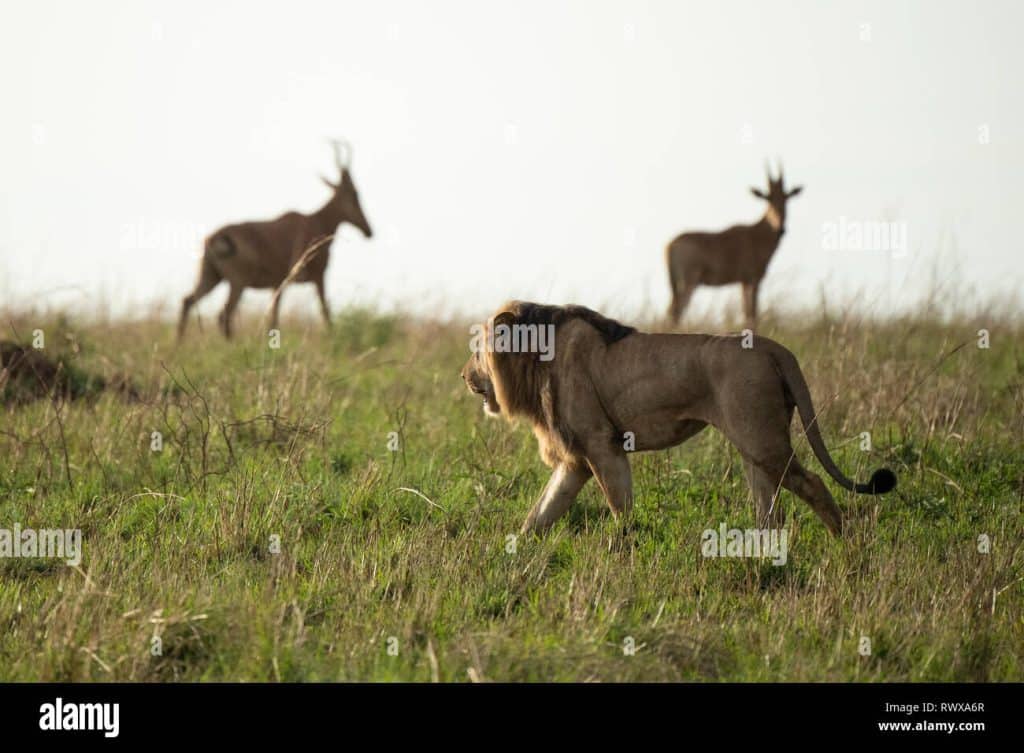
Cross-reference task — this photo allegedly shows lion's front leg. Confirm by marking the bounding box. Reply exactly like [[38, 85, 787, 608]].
[[521, 463, 592, 535], [585, 449, 635, 522]]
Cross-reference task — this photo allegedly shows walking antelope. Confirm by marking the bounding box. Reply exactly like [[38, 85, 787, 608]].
[[178, 141, 373, 339], [665, 163, 802, 329]]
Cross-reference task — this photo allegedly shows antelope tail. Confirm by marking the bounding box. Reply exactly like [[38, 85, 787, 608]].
[[666, 244, 679, 295], [770, 345, 896, 495], [206, 234, 236, 260]]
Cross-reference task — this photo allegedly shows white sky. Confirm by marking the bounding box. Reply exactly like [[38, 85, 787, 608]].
[[1, 0, 1021, 322]]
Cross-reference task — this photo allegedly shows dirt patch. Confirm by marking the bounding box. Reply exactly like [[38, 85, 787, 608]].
[[0, 341, 138, 404]]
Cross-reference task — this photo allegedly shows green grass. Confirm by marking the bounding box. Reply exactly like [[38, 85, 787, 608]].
[[0, 305, 1021, 681]]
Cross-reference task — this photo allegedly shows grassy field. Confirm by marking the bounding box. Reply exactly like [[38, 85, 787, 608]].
[[0, 304, 1021, 682]]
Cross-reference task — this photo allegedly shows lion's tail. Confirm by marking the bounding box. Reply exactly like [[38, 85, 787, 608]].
[[769, 344, 896, 495]]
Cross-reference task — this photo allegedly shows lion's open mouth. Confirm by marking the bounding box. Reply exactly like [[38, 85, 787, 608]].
[[481, 392, 500, 415]]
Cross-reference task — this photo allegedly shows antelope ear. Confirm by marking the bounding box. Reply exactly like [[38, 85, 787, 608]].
[[786, 185, 804, 198], [750, 187, 768, 199]]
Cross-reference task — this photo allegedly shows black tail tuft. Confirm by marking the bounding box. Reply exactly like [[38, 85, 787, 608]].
[[856, 468, 897, 495]]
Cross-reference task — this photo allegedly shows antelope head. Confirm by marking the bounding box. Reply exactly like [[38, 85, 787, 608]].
[[321, 140, 373, 238], [750, 161, 803, 235]]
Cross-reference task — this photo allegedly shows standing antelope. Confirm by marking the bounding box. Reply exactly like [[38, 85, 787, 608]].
[[665, 163, 802, 329], [178, 141, 373, 340]]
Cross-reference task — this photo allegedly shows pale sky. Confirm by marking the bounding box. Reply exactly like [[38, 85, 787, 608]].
[[1, 0, 1021, 323]]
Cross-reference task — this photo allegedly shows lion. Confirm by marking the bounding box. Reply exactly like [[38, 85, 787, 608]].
[[461, 301, 895, 536]]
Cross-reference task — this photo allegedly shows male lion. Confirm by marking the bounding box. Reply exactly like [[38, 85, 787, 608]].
[[461, 301, 895, 537]]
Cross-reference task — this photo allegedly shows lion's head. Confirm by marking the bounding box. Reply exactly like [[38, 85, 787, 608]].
[[460, 347, 501, 416]]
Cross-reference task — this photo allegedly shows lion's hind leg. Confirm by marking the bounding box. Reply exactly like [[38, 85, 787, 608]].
[[742, 458, 785, 530], [521, 463, 592, 535], [740, 451, 842, 537], [720, 384, 841, 536], [780, 460, 843, 537]]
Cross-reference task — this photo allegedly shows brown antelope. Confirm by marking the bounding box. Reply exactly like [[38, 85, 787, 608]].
[[178, 141, 373, 339], [665, 162, 802, 329]]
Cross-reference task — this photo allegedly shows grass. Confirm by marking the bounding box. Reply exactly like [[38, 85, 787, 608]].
[[0, 304, 1021, 681]]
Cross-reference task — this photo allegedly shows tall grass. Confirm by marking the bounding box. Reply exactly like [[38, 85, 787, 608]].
[[0, 303, 1021, 681]]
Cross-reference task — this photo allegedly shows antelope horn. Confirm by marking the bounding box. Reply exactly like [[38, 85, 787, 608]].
[[765, 159, 773, 183], [776, 156, 784, 185], [329, 139, 352, 171]]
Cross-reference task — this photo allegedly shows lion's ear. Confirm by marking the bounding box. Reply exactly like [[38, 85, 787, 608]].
[[491, 311, 517, 329]]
